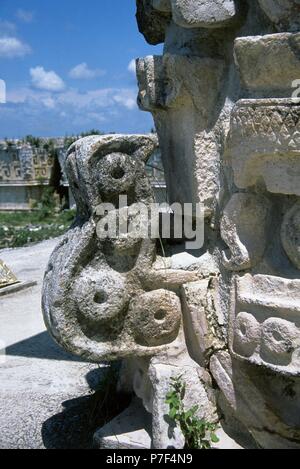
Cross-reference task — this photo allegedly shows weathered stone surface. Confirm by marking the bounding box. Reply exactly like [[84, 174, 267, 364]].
[[134, 0, 300, 450], [94, 398, 152, 449], [235, 33, 300, 95], [142, 0, 242, 30], [168, 0, 240, 29], [0, 239, 103, 449], [136, 0, 171, 45], [43, 134, 217, 449], [130, 289, 182, 347], [230, 274, 300, 375], [181, 279, 225, 366], [281, 201, 300, 269], [258, 0, 300, 32], [137, 53, 225, 213], [228, 99, 300, 195], [148, 357, 217, 448], [221, 193, 272, 271]]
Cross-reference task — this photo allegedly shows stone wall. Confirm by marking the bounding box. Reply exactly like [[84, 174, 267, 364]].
[[135, 0, 300, 449]]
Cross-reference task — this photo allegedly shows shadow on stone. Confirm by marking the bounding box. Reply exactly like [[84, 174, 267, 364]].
[[42, 366, 132, 449], [6, 331, 86, 362]]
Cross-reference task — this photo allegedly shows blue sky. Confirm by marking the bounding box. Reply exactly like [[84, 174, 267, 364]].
[[0, 0, 162, 138]]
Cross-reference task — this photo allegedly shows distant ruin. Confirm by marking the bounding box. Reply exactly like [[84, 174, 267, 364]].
[[0, 139, 70, 211]]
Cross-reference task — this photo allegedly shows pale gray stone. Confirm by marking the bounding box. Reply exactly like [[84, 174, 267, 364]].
[[181, 280, 225, 366], [230, 274, 300, 375], [221, 193, 272, 271], [94, 398, 152, 449], [234, 33, 300, 95], [228, 99, 300, 195]]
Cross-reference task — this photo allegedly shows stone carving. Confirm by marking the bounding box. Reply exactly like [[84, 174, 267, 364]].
[[43, 134, 182, 360], [143, 0, 242, 30], [134, 0, 300, 450], [234, 33, 300, 95], [43, 134, 216, 448], [181, 279, 225, 367], [0, 260, 18, 288], [230, 274, 300, 374], [43, 0, 300, 449], [228, 100, 300, 194]]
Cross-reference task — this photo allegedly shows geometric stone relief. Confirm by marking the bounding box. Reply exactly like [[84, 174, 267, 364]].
[[230, 274, 300, 375], [227, 99, 300, 195]]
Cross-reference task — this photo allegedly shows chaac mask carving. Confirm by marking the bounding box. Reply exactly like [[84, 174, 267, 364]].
[[42, 0, 300, 449], [42, 134, 197, 362], [42, 134, 217, 449]]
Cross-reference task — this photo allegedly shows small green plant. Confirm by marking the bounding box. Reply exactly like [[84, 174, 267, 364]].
[[166, 376, 219, 449]]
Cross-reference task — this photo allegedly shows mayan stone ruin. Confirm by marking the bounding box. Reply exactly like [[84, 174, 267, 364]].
[[42, 0, 300, 449]]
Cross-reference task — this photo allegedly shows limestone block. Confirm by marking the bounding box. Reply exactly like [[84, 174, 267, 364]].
[[221, 193, 272, 271], [94, 398, 152, 449], [229, 274, 300, 375], [137, 53, 225, 211], [137, 53, 225, 115], [258, 0, 300, 32], [210, 351, 300, 449], [169, 0, 240, 29], [149, 0, 241, 29], [228, 99, 300, 195], [136, 0, 171, 45], [181, 279, 225, 366], [149, 357, 217, 448], [234, 33, 300, 94]]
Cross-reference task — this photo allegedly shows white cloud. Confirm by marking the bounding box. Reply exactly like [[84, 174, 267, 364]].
[[30, 66, 65, 92], [0, 36, 31, 58], [1, 84, 148, 137], [128, 59, 136, 75], [16, 9, 34, 23], [7, 85, 138, 112], [69, 62, 106, 80], [0, 20, 16, 35], [113, 89, 137, 110]]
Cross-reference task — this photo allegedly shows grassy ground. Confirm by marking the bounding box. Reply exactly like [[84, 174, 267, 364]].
[[0, 209, 76, 249]]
